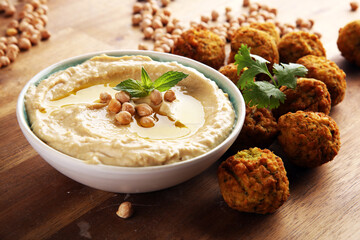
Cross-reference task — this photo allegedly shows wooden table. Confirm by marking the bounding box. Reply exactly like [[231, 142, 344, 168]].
[[1, 0, 360, 239]]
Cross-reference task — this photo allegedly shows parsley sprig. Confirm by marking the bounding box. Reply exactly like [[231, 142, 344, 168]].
[[113, 67, 188, 98], [234, 44, 308, 109]]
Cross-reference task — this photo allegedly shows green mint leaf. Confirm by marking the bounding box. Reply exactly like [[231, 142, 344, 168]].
[[141, 67, 153, 89], [242, 81, 286, 109], [273, 63, 308, 89], [153, 71, 188, 92], [113, 79, 149, 97], [234, 44, 273, 89]]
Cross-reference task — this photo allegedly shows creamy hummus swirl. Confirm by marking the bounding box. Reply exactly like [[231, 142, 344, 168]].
[[25, 55, 235, 167]]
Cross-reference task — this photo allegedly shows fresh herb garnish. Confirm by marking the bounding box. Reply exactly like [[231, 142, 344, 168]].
[[113, 67, 189, 98], [234, 44, 308, 109]]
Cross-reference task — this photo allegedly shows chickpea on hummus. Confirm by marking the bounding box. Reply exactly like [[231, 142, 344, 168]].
[[25, 55, 235, 167]]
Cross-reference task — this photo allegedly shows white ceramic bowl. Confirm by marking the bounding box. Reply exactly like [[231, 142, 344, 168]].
[[16, 50, 246, 193]]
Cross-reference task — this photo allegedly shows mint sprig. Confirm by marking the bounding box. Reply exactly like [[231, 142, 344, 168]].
[[114, 67, 189, 98], [234, 44, 308, 109]]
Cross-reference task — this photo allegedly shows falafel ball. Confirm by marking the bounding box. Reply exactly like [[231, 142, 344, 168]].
[[218, 147, 290, 214], [278, 31, 326, 63], [172, 27, 225, 69], [272, 77, 331, 118], [337, 20, 360, 67], [249, 22, 280, 44], [229, 27, 279, 65], [297, 55, 346, 106], [219, 63, 240, 85], [278, 111, 340, 168], [238, 105, 278, 148]]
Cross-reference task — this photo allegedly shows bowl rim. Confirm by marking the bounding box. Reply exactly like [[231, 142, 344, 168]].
[[16, 49, 246, 172]]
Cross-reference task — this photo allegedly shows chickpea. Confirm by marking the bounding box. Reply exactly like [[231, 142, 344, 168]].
[[122, 102, 135, 115], [152, 18, 163, 29], [108, 99, 122, 113], [163, 8, 171, 17], [135, 103, 153, 117], [115, 91, 131, 103], [138, 43, 149, 50], [133, 2, 143, 14], [40, 29, 51, 40], [243, 0, 250, 7], [201, 15, 210, 23], [211, 10, 219, 21], [132, 14, 142, 26], [116, 201, 134, 219], [0, 56, 11, 68], [8, 20, 19, 29], [0, 37, 7, 44], [6, 48, 18, 62], [8, 43, 19, 53], [0, 50, 5, 57], [4, 5, 15, 17], [164, 89, 176, 102], [6, 28, 18, 37], [0, 42, 6, 52], [23, 3, 34, 12], [30, 0, 41, 9], [139, 116, 155, 128], [150, 89, 162, 105], [143, 27, 154, 39], [115, 111, 132, 125], [99, 92, 112, 103], [7, 36, 18, 45], [350, 1, 359, 11], [39, 15, 48, 26], [161, 0, 170, 7], [18, 38, 32, 51]]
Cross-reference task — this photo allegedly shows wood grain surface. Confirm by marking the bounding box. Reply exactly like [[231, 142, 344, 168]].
[[1, 0, 360, 239]]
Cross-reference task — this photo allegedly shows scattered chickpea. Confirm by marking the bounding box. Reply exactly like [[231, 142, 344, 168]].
[[0, 56, 10, 68], [164, 89, 176, 102], [161, 0, 170, 7], [201, 15, 210, 23], [133, 2, 143, 14], [243, 0, 250, 7], [108, 99, 122, 113], [0, 42, 6, 52], [99, 92, 112, 103], [115, 111, 132, 125], [138, 43, 149, 50], [30, 33, 41, 45], [116, 201, 134, 219], [40, 29, 51, 40], [139, 116, 155, 128], [122, 102, 135, 116], [152, 18, 163, 29], [6, 28, 18, 37], [150, 89, 162, 105], [350, 1, 358, 11], [0, 50, 4, 56], [211, 10, 219, 21], [143, 27, 154, 39], [7, 36, 18, 45], [6, 48, 18, 62], [115, 91, 131, 103], [18, 38, 32, 51], [0, 37, 7, 44], [135, 103, 153, 117], [4, 5, 16, 17], [8, 19, 19, 29], [132, 14, 142, 26]]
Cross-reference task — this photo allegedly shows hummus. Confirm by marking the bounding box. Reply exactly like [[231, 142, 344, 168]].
[[25, 55, 235, 167]]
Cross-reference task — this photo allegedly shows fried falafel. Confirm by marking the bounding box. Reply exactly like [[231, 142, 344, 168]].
[[278, 31, 326, 63], [297, 55, 346, 106], [172, 27, 225, 69], [219, 63, 240, 85], [272, 77, 331, 118], [218, 147, 290, 214], [337, 20, 360, 67], [229, 27, 279, 65], [278, 111, 340, 168], [249, 22, 280, 44], [238, 105, 278, 148]]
